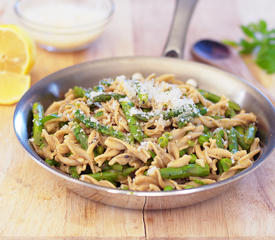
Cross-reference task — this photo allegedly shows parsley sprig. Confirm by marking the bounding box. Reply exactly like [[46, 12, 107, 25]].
[[224, 20, 275, 74]]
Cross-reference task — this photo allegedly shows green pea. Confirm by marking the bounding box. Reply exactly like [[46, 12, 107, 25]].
[[94, 111, 104, 118], [158, 136, 169, 148]]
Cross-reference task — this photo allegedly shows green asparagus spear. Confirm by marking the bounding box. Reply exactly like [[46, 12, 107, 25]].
[[69, 166, 80, 179], [74, 110, 131, 142], [88, 167, 135, 182], [179, 149, 188, 157], [228, 128, 239, 153], [196, 103, 208, 115], [228, 101, 241, 112], [94, 111, 104, 118], [177, 114, 195, 128], [177, 106, 200, 128], [119, 99, 145, 142], [73, 86, 125, 103], [210, 115, 224, 120], [93, 93, 125, 102], [73, 123, 88, 150], [198, 134, 210, 146], [94, 145, 105, 157], [217, 158, 232, 173], [159, 163, 210, 179], [133, 80, 149, 105], [198, 106, 208, 115], [32, 102, 44, 146], [189, 154, 197, 163], [121, 167, 135, 177], [134, 104, 200, 123], [244, 124, 257, 146], [89, 171, 119, 182], [234, 127, 249, 151], [199, 89, 220, 103], [235, 126, 245, 135], [193, 178, 205, 185], [132, 112, 153, 122], [162, 107, 188, 120], [225, 107, 236, 118], [199, 89, 241, 111], [166, 104, 200, 121], [163, 185, 174, 191], [110, 163, 123, 171], [45, 158, 60, 167], [41, 113, 59, 125], [214, 129, 225, 148]]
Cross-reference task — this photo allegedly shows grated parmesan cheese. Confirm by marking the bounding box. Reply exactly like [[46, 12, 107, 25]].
[[231, 156, 235, 164], [89, 91, 103, 99], [147, 166, 158, 176], [137, 141, 149, 150], [115, 75, 198, 123]]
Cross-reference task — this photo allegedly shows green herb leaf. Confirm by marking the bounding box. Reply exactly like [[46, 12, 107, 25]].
[[223, 19, 275, 74], [256, 45, 275, 74]]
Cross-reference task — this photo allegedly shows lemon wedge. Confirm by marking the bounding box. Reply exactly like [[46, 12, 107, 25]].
[[0, 71, 30, 105], [0, 25, 36, 74]]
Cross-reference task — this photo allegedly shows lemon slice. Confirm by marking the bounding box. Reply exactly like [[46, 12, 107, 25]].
[[0, 25, 36, 74], [0, 71, 30, 105]]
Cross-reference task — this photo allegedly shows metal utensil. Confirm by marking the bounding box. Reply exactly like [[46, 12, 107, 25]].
[[13, 0, 275, 209], [191, 39, 275, 105]]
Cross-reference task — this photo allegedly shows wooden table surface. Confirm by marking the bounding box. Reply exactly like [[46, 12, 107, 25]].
[[1, 0, 275, 239]]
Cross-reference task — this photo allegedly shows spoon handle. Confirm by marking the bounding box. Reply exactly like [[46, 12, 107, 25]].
[[162, 0, 198, 58]]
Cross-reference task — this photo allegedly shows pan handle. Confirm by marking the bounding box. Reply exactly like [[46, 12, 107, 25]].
[[162, 0, 198, 58]]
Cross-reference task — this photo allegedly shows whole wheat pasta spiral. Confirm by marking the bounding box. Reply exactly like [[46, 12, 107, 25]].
[[29, 73, 261, 191]]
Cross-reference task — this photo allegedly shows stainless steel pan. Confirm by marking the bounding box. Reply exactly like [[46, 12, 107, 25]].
[[13, 0, 275, 209]]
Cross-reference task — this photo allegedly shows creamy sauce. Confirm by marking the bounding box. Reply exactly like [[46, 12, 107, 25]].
[[23, 2, 106, 28], [21, 1, 109, 51]]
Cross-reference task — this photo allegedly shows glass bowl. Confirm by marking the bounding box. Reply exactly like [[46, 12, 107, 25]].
[[14, 0, 114, 52]]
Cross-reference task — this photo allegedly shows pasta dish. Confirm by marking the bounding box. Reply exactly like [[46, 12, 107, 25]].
[[30, 73, 261, 191]]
